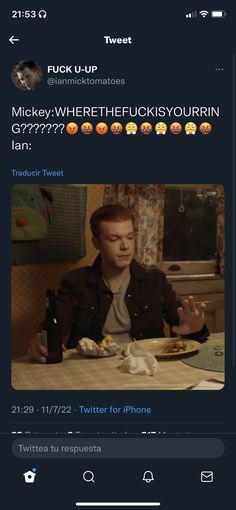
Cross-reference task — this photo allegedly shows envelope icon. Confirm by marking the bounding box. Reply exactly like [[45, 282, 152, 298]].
[[201, 471, 214, 483]]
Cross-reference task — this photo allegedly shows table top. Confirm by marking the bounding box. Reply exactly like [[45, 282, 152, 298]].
[[12, 333, 224, 390]]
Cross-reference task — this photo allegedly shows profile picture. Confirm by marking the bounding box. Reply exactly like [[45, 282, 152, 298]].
[[11, 59, 43, 91]]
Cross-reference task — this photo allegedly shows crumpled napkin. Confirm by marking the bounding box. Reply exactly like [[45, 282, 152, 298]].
[[77, 337, 120, 357], [120, 342, 158, 376]]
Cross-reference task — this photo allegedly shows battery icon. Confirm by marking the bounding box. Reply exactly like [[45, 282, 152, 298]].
[[211, 10, 227, 18]]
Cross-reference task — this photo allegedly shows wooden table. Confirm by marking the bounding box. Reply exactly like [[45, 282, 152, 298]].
[[12, 333, 224, 390]]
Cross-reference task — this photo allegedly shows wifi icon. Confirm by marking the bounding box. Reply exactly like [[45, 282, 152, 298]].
[[199, 10, 209, 17]]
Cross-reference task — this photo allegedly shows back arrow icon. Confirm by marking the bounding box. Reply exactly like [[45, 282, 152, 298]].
[[9, 35, 19, 44]]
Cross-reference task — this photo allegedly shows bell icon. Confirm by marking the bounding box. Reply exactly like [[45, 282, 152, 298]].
[[142, 470, 154, 483]]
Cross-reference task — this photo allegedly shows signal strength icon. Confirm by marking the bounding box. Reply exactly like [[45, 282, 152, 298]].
[[186, 11, 197, 18], [199, 10, 209, 17]]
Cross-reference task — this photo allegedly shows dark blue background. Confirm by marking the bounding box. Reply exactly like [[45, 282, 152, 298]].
[[0, 433, 234, 509], [1, 1, 235, 435]]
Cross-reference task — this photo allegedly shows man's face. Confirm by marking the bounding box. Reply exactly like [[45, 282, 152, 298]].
[[93, 219, 135, 270], [16, 67, 39, 90]]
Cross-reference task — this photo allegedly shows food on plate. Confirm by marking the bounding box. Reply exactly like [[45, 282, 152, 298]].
[[98, 335, 114, 348], [163, 340, 187, 354], [79, 338, 96, 352], [77, 335, 119, 357]]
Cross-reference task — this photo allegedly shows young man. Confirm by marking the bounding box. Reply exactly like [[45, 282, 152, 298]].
[[28, 204, 208, 363], [15, 60, 42, 90]]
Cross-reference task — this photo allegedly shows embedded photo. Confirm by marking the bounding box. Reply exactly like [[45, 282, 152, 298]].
[[12, 183, 225, 390]]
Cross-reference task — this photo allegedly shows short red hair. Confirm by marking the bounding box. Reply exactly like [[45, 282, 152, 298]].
[[90, 204, 133, 238]]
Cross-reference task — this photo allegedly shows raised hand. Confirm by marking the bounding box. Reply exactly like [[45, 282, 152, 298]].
[[172, 296, 206, 336]]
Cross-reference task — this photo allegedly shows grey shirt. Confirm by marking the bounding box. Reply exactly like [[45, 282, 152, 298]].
[[102, 273, 131, 344]]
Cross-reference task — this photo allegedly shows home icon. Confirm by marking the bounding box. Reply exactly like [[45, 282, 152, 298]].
[[23, 469, 37, 484]]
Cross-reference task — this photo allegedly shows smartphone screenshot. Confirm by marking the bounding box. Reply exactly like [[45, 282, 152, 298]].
[[1, 2, 235, 508]]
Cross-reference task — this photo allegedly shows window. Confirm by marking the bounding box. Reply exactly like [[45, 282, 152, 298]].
[[161, 185, 219, 275]]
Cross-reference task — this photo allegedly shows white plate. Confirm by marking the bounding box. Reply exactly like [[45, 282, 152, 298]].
[[137, 338, 201, 359]]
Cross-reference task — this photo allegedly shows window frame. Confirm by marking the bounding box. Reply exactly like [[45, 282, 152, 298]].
[[161, 184, 219, 276]]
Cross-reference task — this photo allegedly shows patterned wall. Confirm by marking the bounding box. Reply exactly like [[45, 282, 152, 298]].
[[12, 184, 105, 358]]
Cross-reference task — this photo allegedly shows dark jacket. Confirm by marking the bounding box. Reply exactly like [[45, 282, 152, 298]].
[[56, 255, 208, 348]]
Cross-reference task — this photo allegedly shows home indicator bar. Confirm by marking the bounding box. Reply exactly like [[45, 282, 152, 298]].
[[75, 504, 161, 507]]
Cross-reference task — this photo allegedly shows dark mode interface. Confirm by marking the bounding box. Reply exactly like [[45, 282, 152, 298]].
[[1, 2, 236, 509]]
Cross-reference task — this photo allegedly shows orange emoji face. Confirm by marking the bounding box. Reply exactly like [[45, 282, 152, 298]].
[[199, 122, 212, 135], [110, 122, 123, 135], [140, 122, 152, 135], [170, 122, 182, 135], [96, 122, 108, 135], [66, 122, 79, 135], [81, 122, 93, 135]]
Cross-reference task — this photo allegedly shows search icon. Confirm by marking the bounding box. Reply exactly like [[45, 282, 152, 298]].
[[82, 470, 95, 483]]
